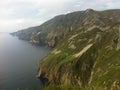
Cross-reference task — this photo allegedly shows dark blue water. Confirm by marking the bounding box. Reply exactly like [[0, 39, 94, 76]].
[[0, 33, 50, 90]]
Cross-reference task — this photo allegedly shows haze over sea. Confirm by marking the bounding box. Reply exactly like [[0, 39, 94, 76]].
[[0, 33, 50, 90]]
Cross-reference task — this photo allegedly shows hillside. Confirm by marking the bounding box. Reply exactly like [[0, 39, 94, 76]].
[[11, 9, 97, 47], [13, 9, 120, 90]]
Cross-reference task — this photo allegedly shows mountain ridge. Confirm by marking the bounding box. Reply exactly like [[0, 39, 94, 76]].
[[12, 9, 120, 90]]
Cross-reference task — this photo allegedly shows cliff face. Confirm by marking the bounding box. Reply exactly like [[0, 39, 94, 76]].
[[13, 9, 120, 89], [37, 9, 120, 90], [11, 9, 98, 47]]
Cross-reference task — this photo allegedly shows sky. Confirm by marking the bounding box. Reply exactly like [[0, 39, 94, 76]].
[[0, 0, 120, 32]]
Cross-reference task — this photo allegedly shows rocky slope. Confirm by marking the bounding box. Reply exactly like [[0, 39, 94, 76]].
[[11, 9, 101, 47], [13, 9, 120, 90], [37, 9, 120, 90]]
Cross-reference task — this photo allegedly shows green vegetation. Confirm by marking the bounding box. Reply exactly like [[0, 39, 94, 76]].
[[38, 9, 120, 90], [43, 85, 81, 90], [13, 9, 120, 90]]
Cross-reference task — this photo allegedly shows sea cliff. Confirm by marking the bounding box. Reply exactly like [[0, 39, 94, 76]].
[[13, 9, 120, 90]]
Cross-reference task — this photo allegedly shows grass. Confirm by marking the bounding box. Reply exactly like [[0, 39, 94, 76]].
[[59, 55, 75, 65], [43, 85, 82, 90], [38, 23, 120, 90], [43, 84, 113, 90]]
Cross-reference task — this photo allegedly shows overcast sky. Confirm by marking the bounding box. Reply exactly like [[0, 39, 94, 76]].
[[0, 0, 120, 32]]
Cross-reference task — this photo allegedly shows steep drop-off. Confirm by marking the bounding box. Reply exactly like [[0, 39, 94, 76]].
[[13, 9, 120, 90], [37, 9, 120, 90]]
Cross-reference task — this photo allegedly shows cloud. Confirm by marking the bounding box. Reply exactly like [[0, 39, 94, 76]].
[[106, 1, 120, 9], [0, 0, 120, 32], [0, 18, 44, 32]]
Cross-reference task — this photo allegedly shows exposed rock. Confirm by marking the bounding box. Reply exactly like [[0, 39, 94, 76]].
[[48, 39, 56, 47], [37, 9, 120, 89], [11, 9, 120, 89], [117, 26, 120, 50], [52, 49, 61, 54], [74, 43, 93, 58], [69, 34, 79, 41], [69, 44, 76, 49]]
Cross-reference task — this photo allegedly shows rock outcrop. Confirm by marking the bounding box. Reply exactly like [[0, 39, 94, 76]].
[[12, 9, 120, 90], [37, 9, 120, 90]]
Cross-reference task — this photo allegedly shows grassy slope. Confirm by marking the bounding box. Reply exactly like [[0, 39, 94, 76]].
[[39, 24, 120, 90], [12, 9, 120, 90]]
